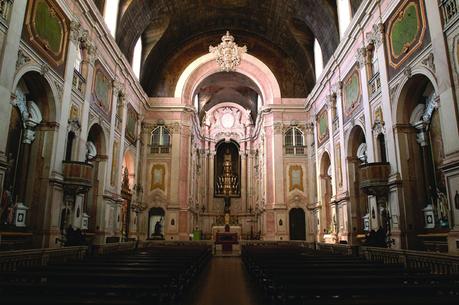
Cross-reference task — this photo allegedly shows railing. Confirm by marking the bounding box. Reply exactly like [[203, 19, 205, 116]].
[[316, 242, 359, 256], [241, 240, 315, 250], [361, 246, 459, 274], [91, 241, 137, 255], [332, 117, 339, 135], [284, 145, 306, 155], [138, 240, 214, 249], [368, 72, 381, 99], [150, 145, 171, 154], [0, 246, 87, 272], [0, 0, 13, 22], [440, 0, 459, 27], [72, 69, 86, 96]]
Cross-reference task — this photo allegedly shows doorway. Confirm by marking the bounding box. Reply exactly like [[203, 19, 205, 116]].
[[289, 208, 306, 240]]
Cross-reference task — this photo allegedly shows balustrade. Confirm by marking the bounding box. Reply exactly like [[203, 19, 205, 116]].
[[368, 73, 381, 100], [0, 0, 13, 22], [441, 0, 459, 27]]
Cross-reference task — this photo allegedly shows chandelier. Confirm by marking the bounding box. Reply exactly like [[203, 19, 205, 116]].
[[209, 31, 247, 72]]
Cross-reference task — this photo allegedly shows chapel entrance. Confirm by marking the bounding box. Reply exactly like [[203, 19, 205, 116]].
[[289, 208, 306, 240]]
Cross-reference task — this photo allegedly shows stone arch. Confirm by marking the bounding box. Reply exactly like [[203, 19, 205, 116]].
[[85, 123, 108, 233], [393, 73, 448, 249], [175, 53, 281, 106], [13, 66, 59, 123], [319, 151, 332, 235], [122, 148, 136, 189], [4, 71, 58, 246], [346, 124, 367, 243]]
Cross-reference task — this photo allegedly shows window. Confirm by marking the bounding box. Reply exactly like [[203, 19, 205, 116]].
[[103, 0, 119, 36], [314, 39, 323, 80], [132, 38, 142, 79], [337, 0, 352, 38], [74, 48, 82, 73], [151, 125, 170, 154], [285, 127, 305, 155]]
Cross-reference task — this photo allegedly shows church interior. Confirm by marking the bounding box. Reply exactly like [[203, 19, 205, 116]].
[[0, 0, 459, 304]]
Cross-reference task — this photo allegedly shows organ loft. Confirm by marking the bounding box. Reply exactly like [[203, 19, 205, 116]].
[[0, 0, 458, 304]]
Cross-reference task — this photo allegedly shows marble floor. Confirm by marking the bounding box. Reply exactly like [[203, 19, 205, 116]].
[[185, 257, 261, 305]]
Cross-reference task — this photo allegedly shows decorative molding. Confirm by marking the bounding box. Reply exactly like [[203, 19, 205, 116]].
[[404, 66, 412, 78], [273, 122, 283, 135], [421, 52, 435, 73], [366, 23, 385, 48], [209, 31, 247, 72], [40, 63, 50, 76], [69, 20, 81, 44], [356, 47, 367, 68], [16, 50, 32, 71]]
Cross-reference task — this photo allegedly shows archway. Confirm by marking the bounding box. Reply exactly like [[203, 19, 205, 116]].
[[121, 149, 136, 239], [3, 71, 56, 246], [346, 125, 368, 243], [289, 208, 306, 240], [85, 124, 107, 234], [148, 207, 165, 239], [395, 74, 448, 250], [320, 152, 332, 235]]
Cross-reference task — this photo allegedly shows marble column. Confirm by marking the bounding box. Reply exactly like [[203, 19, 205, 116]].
[[240, 149, 247, 213], [0, 0, 28, 195]]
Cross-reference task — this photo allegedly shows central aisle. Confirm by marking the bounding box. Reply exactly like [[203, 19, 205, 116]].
[[187, 257, 261, 305]]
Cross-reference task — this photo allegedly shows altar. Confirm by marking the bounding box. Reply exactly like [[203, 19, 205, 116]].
[[212, 225, 241, 256]]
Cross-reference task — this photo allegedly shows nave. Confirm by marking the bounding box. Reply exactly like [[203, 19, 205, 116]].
[[0, 244, 458, 305]]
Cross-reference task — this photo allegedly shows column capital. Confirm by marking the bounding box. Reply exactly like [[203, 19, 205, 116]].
[[366, 23, 385, 49], [69, 20, 81, 44]]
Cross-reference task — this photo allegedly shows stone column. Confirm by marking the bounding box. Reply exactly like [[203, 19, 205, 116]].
[[116, 94, 128, 194], [50, 21, 82, 175], [208, 149, 215, 212], [169, 122, 181, 208], [356, 46, 375, 161], [105, 82, 122, 190], [240, 149, 247, 213], [272, 122, 285, 207], [77, 39, 97, 161], [0, 0, 28, 195], [367, 23, 402, 248]]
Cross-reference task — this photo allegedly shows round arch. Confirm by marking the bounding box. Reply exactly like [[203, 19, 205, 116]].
[[175, 53, 281, 105], [393, 70, 438, 123], [13, 65, 60, 123]]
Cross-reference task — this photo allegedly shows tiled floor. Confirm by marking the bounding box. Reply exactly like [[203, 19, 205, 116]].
[[186, 257, 261, 305]]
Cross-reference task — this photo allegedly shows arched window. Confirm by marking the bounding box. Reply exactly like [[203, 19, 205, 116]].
[[337, 0, 352, 38], [103, 0, 119, 36], [151, 125, 170, 154], [74, 48, 82, 73], [314, 39, 324, 80], [377, 134, 387, 163], [285, 127, 305, 155], [132, 38, 142, 79]]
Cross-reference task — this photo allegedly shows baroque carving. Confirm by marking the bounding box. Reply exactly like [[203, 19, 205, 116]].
[[209, 31, 247, 72], [356, 47, 367, 68], [16, 50, 31, 71], [366, 23, 385, 48], [70, 20, 81, 43], [421, 52, 435, 73]]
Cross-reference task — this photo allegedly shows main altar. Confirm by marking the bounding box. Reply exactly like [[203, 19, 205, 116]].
[[211, 144, 242, 256]]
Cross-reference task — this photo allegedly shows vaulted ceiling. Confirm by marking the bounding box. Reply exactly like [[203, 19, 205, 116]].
[[115, 0, 362, 98]]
